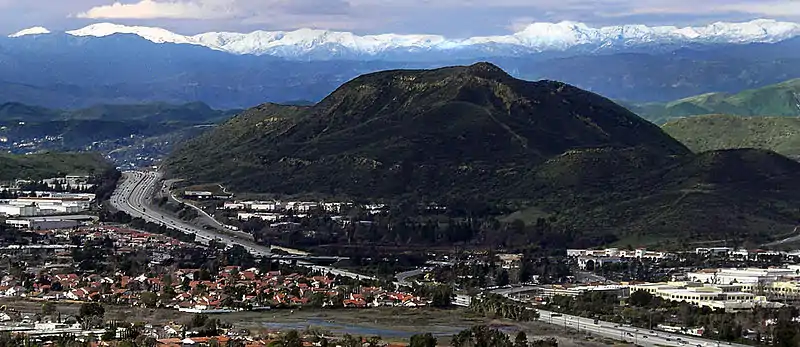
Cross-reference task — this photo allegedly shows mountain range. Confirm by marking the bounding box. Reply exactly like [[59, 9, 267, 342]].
[[10, 20, 800, 60], [2, 20, 800, 108], [164, 63, 800, 246]]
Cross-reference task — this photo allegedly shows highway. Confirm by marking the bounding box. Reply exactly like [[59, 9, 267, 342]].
[[110, 171, 271, 255], [109, 171, 376, 281], [487, 286, 745, 347], [535, 310, 738, 347]]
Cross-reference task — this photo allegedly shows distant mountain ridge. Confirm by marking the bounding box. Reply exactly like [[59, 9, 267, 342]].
[[3, 26, 800, 108], [9, 19, 800, 60], [630, 78, 800, 123], [662, 115, 800, 160]]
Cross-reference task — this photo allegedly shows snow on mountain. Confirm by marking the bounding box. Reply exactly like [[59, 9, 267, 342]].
[[65, 23, 194, 44], [8, 26, 51, 38], [8, 19, 800, 58]]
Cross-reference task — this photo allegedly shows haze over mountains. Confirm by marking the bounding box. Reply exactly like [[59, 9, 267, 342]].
[[9, 19, 800, 60], [2, 19, 800, 108]]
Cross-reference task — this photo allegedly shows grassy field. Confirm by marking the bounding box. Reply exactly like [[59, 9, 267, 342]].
[[0, 299, 613, 346]]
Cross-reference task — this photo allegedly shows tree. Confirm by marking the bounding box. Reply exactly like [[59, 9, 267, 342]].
[[496, 270, 510, 287], [627, 290, 653, 307], [102, 326, 117, 341], [340, 334, 362, 347], [140, 292, 159, 308], [430, 285, 453, 307], [78, 302, 105, 329], [41, 302, 57, 316], [513, 331, 528, 347], [452, 325, 512, 347], [276, 330, 302, 347], [409, 333, 437, 347]]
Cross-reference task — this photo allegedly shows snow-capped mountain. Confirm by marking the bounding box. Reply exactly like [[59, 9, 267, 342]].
[[9, 26, 50, 38], [7, 19, 800, 60]]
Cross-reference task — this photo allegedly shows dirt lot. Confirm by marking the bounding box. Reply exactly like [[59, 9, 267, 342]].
[[0, 299, 622, 346]]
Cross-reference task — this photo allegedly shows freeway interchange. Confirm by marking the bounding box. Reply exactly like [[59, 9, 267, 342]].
[[109, 171, 271, 255], [109, 170, 375, 281]]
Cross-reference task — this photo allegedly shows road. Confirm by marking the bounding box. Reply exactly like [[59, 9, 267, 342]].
[[110, 171, 270, 255], [488, 287, 746, 347], [763, 225, 800, 246], [395, 268, 426, 286], [109, 171, 376, 281], [536, 310, 739, 347]]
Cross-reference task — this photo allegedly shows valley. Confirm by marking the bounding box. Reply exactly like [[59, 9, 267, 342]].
[[3, 13, 800, 347]]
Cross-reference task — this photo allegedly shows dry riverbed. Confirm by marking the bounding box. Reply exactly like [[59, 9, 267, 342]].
[[0, 299, 620, 346]]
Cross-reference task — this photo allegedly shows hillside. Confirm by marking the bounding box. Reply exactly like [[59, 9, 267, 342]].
[[164, 63, 800, 245], [662, 115, 800, 160], [165, 62, 687, 199], [0, 152, 113, 181], [0, 102, 238, 168], [516, 147, 800, 245], [0, 101, 237, 123], [630, 79, 800, 123]]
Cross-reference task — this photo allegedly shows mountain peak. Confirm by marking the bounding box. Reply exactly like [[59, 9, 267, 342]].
[[7, 19, 800, 59], [65, 23, 193, 45], [8, 26, 50, 38]]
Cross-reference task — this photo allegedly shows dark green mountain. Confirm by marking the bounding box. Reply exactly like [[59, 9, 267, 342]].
[[629, 78, 800, 124], [517, 147, 800, 245], [661, 114, 800, 160], [165, 63, 800, 245], [165, 62, 687, 197], [0, 152, 113, 181]]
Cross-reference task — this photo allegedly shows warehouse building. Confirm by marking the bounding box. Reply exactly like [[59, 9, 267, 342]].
[[6, 217, 80, 230]]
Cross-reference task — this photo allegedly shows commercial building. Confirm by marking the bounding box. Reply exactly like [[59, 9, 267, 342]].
[[535, 284, 629, 299], [6, 217, 80, 230], [567, 247, 672, 260], [628, 281, 779, 311], [685, 267, 800, 285]]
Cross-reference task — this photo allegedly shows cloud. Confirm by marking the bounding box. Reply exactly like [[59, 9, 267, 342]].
[[6, 0, 799, 37], [721, 1, 800, 16], [76, 0, 240, 19]]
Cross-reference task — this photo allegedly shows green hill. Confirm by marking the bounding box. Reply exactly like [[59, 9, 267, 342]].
[[0, 102, 240, 164], [629, 78, 800, 124], [164, 63, 800, 245], [0, 101, 238, 123], [516, 147, 800, 245], [662, 115, 800, 160], [0, 152, 113, 181], [165, 62, 687, 199]]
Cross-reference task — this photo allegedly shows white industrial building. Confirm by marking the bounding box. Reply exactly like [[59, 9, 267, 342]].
[[685, 267, 800, 285], [43, 175, 94, 191], [628, 281, 783, 311], [6, 218, 80, 230], [0, 194, 94, 217], [567, 247, 672, 260]]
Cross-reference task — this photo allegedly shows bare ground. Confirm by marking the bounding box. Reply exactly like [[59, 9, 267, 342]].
[[0, 299, 624, 346]]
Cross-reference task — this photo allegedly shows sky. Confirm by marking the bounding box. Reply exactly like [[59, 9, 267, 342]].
[[2, 0, 800, 36]]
